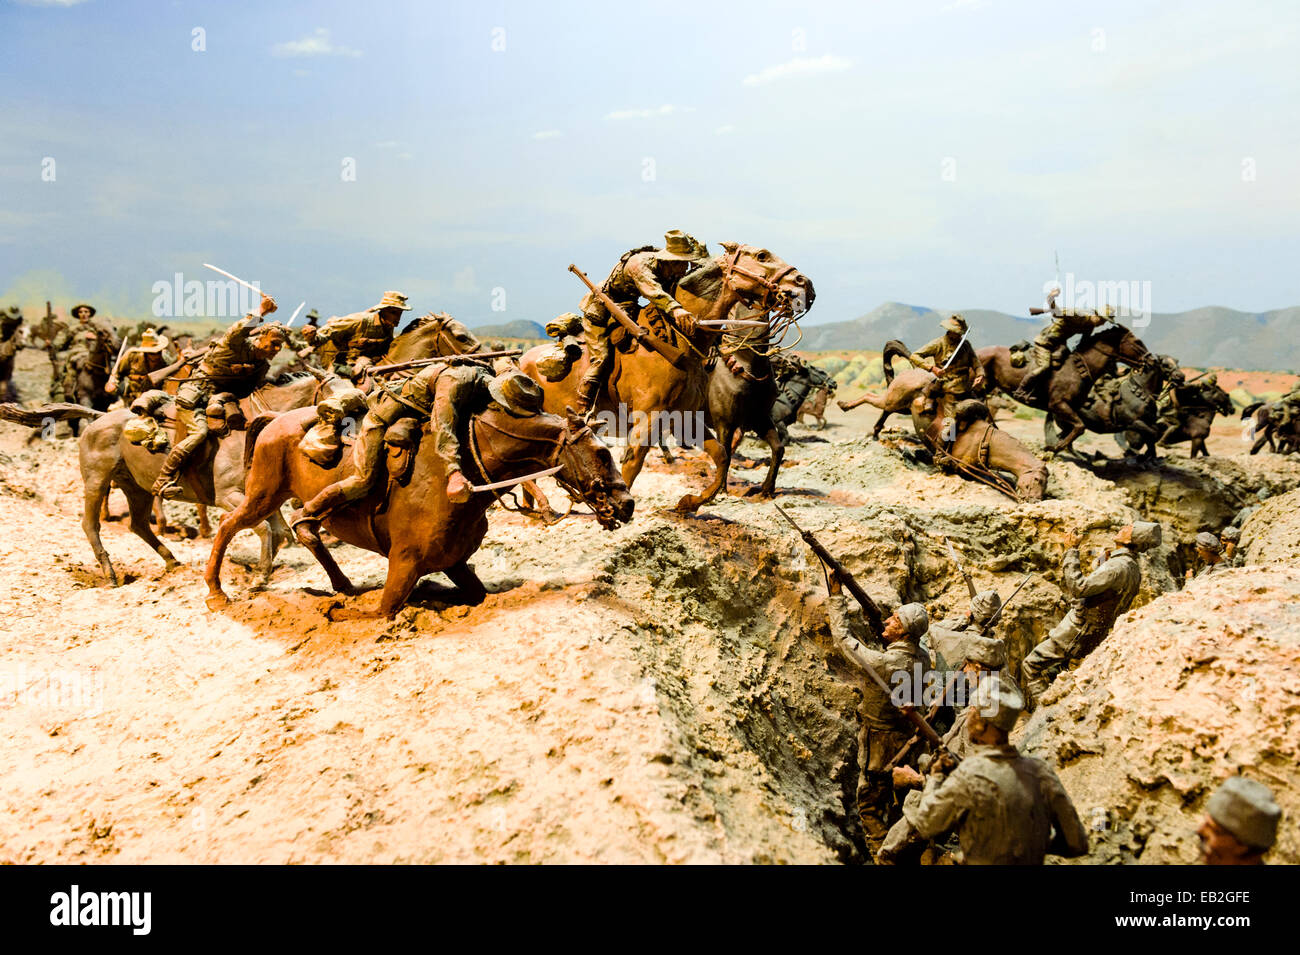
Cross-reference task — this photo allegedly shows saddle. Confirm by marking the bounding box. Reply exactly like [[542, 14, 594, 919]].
[[299, 388, 368, 468]]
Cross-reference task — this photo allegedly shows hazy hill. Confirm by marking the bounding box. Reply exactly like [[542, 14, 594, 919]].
[[471, 319, 547, 340], [797, 302, 1300, 372]]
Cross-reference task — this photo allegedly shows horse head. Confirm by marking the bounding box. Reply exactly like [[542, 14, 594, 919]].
[[553, 408, 634, 530], [715, 242, 815, 321], [387, 311, 483, 363]]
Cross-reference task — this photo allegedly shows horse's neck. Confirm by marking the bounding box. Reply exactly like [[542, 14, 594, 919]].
[[469, 412, 560, 482]]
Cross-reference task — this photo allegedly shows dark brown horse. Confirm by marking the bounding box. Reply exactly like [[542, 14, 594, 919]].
[[977, 324, 1156, 453], [1150, 381, 1234, 457], [204, 404, 634, 618], [519, 243, 813, 511], [1241, 400, 1299, 455]]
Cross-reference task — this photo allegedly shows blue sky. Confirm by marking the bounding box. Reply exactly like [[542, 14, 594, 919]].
[[1, 0, 1298, 327]]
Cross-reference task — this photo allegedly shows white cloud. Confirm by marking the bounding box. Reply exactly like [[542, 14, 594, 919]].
[[742, 54, 852, 86], [532, 129, 562, 140], [271, 28, 362, 59], [604, 104, 686, 121], [714, 124, 735, 136]]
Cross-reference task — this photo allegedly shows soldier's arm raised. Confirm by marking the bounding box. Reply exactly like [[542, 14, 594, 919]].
[[826, 593, 884, 671]]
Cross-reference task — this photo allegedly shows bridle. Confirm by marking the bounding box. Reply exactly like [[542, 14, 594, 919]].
[[720, 246, 798, 314], [423, 312, 483, 358]]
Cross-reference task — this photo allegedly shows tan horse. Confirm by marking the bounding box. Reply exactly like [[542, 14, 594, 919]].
[[204, 405, 634, 618], [519, 243, 814, 511]]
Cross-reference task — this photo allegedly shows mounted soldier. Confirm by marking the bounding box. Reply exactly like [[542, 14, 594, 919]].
[[106, 327, 172, 405], [906, 314, 983, 446], [51, 303, 118, 402], [573, 229, 710, 415], [150, 294, 287, 498], [296, 363, 544, 526], [316, 291, 411, 380], [1015, 284, 1114, 402]]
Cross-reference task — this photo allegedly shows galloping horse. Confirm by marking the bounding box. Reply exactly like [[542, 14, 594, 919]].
[[519, 243, 814, 511], [204, 405, 634, 618], [978, 324, 1156, 453]]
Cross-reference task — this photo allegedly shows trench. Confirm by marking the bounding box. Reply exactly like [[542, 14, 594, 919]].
[[587, 454, 1300, 862]]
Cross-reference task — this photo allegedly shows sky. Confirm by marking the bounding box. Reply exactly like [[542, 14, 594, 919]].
[[1, 0, 1298, 329]]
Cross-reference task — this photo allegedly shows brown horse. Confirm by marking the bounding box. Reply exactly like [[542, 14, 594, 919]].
[[1150, 381, 1234, 457], [977, 324, 1156, 453], [838, 340, 936, 439], [519, 243, 814, 511], [910, 380, 1048, 502], [204, 404, 634, 618]]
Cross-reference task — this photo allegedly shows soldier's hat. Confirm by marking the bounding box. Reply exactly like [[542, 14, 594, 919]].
[[1130, 521, 1162, 551], [970, 589, 1002, 626], [304, 308, 321, 325], [1221, 525, 1241, 544], [661, 230, 709, 262], [488, 371, 544, 417], [6, 305, 20, 317], [941, 313, 967, 334], [972, 676, 1023, 733], [72, 303, 97, 318], [1207, 777, 1281, 851], [1195, 531, 1222, 554], [138, 328, 169, 352], [1203, 372, 1218, 386], [254, 320, 289, 341], [892, 602, 929, 639], [369, 291, 412, 313]]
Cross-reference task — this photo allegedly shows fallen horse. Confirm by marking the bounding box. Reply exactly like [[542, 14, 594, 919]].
[[204, 404, 634, 619]]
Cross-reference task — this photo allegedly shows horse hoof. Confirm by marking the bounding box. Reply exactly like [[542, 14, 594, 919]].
[[205, 592, 230, 611], [674, 495, 701, 513]]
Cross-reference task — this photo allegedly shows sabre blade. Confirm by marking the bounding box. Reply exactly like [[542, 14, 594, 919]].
[[203, 263, 265, 298], [469, 465, 561, 493], [285, 301, 306, 328]]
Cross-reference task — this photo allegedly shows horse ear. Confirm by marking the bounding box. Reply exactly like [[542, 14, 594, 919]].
[[720, 241, 738, 255], [564, 405, 581, 425]]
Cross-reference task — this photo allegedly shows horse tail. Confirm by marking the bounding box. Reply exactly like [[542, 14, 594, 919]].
[[1240, 401, 1264, 419], [0, 401, 102, 427], [244, 413, 277, 472], [882, 340, 912, 384]]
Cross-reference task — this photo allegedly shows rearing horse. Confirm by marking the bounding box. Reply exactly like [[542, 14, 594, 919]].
[[519, 242, 814, 511]]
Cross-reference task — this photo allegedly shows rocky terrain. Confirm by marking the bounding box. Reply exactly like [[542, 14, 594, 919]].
[[1, 346, 1297, 864]]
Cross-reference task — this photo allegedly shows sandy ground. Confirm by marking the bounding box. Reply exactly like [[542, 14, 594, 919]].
[[1, 347, 1295, 863]]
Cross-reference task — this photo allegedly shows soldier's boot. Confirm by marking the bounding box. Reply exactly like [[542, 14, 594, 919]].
[[431, 375, 474, 504], [573, 374, 603, 417], [1157, 422, 1181, 447], [299, 419, 387, 525], [1015, 365, 1046, 402], [151, 451, 190, 499], [573, 319, 613, 417]]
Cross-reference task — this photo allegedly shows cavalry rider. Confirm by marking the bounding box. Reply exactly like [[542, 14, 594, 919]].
[[1016, 284, 1114, 401], [316, 291, 411, 380], [574, 229, 710, 415], [297, 365, 545, 526], [151, 295, 287, 499], [107, 327, 171, 404], [907, 313, 983, 444]]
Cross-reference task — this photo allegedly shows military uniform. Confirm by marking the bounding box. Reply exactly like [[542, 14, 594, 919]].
[[826, 595, 932, 849], [0, 306, 22, 402], [575, 230, 708, 413], [1271, 381, 1300, 430], [299, 368, 544, 522], [1022, 522, 1161, 704], [907, 315, 981, 436], [150, 313, 287, 497], [1017, 293, 1113, 399], [109, 330, 171, 405], [317, 292, 411, 379], [51, 305, 117, 401]]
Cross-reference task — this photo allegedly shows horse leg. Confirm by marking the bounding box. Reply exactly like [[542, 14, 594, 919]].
[[620, 415, 654, 488], [330, 550, 427, 621], [872, 410, 891, 440], [290, 518, 357, 597], [442, 558, 488, 607], [121, 481, 181, 574], [748, 423, 785, 499], [1045, 402, 1086, 452], [677, 426, 729, 513], [80, 463, 120, 586], [204, 478, 293, 609], [197, 503, 213, 538]]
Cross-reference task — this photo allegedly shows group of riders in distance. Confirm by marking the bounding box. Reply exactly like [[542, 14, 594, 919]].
[[0, 230, 1295, 619]]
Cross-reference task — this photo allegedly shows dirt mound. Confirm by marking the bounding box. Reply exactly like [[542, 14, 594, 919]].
[[1240, 487, 1300, 565]]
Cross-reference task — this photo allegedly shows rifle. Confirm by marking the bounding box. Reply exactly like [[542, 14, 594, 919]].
[[943, 535, 976, 599], [367, 349, 522, 377], [986, 573, 1031, 627], [776, 503, 884, 634], [568, 264, 689, 369]]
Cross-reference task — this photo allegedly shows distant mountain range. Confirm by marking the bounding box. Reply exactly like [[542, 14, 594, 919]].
[[471, 303, 1300, 371]]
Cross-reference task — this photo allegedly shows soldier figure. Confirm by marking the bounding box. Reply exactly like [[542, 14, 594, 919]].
[[1185, 531, 1224, 581], [574, 230, 709, 415], [298, 367, 544, 525], [824, 573, 932, 851], [1022, 521, 1162, 706], [890, 680, 1088, 865], [1015, 284, 1114, 401], [1270, 380, 1300, 431], [906, 314, 983, 444], [1198, 777, 1281, 865], [51, 303, 117, 401], [927, 588, 1003, 673], [316, 292, 411, 380], [1220, 525, 1242, 566], [107, 327, 171, 405], [150, 296, 287, 498], [0, 305, 23, 402]]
